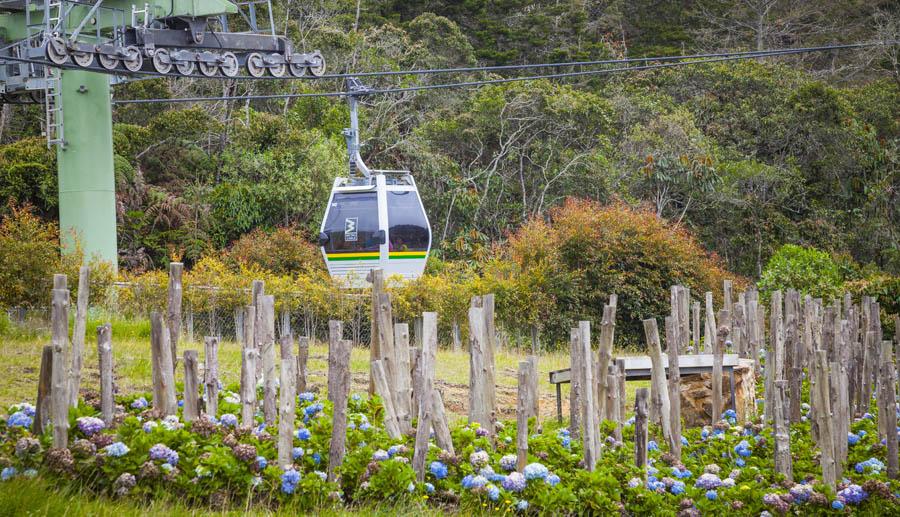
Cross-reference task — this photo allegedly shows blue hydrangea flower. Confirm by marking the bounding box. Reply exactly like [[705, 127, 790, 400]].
[[7, 411, 32, 428], [847, 433, 860, 446], [1, 467, 17, 481], [671, 481, 685, 495], [706, 490, 718, 501], [281, 469, 301, 494], [561, 436, 571, 448], [855, 458, 885, 474], [736, 458, 746, 467], [832, 500, 845, 510], [487, 484, 500, 501], [387, 445, 402, 458], [104, 442, 130, 457], [672, 466, 693, 479], [130, 397, 148, 409], [372, 450, 389, 462], [142, 421, 158, 433], [407, 482, 415, 492], [502, 472, 526, 492], [22, 469, 36, 478], [648, 440, 659, 451], [545, 473, 560, 486], [312, 452, 321, 465], [701, 428, 710, 440], [500, 454, 517, 471], [314, 470, 326, 481], [837, 484, 868, 505], [220, 413, 238, 427], [256, 456, 267, 470], [468, 475, 488, 490], [297, 428, 312, 441], [292, 447, 304, 460], [299, 392, 315, 402], [425, 482, 435, 494], [359, 421, 372, 431], [149, 443, 179, 465], [429, 460, 448, 480], [516, 500, 528, 511], [523, 462, 548, 481], [628, 477, 642, 488], [681, 436, 689, 446], [351, 393, 361, 402], [734, 440, 752, 457]]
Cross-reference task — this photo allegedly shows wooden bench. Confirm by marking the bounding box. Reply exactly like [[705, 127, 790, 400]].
[[549, 354, 741, 423]]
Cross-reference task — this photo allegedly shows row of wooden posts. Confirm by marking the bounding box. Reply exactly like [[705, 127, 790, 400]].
[[31, 266, 898, 487]]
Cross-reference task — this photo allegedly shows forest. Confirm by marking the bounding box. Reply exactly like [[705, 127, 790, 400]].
[[0, 0, 898, 332]]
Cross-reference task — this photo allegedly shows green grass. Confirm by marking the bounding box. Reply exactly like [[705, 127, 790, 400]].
[[0, 477, 445, 516]]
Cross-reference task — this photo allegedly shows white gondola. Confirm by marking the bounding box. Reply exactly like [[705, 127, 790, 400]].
[[319, 82, 431, 286]]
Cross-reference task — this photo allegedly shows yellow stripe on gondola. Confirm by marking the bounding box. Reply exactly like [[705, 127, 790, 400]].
[[389, 251, 428, 259], [326, 252, 380, 261]]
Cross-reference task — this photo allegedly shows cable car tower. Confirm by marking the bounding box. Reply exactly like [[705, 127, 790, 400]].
[[319, 78, 431, 285], [0, 0, 325, 265]]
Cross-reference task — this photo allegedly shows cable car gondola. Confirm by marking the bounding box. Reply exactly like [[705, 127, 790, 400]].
[[318, 80, 431, 286]]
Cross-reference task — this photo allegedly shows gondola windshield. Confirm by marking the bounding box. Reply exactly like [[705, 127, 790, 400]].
[[322, 192, 380, 255], [387, 191, 429, 257]]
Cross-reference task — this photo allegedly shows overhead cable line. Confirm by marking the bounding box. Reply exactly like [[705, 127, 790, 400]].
[[112, 43, 893, 105]]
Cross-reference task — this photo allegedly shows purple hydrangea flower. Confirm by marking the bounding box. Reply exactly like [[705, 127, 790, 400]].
[[500, 454, 517, 472], [76, 416, 105, 436], [502, 472, 526, 492], [837, 484, 867, 505], [219, 413, 238, 427], [149, 443, 179, 465], [523, 462, 548, 480], [372, 449, 389, 462], [695, 473, 722, 490], [130, 397, 148, 409]]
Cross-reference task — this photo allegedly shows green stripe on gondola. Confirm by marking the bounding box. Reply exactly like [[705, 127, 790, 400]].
[[326, 254, 380, 261]]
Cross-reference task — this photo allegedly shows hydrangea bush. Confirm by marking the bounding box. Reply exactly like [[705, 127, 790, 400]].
[[0, 382, 897, 514]]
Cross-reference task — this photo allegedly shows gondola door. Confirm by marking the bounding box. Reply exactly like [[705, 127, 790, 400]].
[[319, 178, 386, 285]]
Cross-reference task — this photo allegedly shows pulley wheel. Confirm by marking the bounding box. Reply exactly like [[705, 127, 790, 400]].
[[72, 50, 94, 68], [152, 49, 172, 74], [98, 53, 119, 70], [306, 51, 326, 77], [268, 54, 286, 78], [198, 58, 219, 77], [45, 36, 69, 65], [220, 52, 239, 77], [288, 61, 307, 77], [175, 59, 196, 76], [122, 46, 143, 73], [246, 52, 265, 78]]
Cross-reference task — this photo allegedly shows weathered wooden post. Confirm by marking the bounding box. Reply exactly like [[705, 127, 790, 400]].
[[527, 355, 540, 425], [834, 322, 851, 471], [97, 324, 113, 425], [643, 319, 672, 443], [34, 346, 53, 435], [634, 387, 649, 475], [297, 336, 309, 394], [204, 337, 219, 417], [413, 312, 438, 481], [167, 263, 183, 373], [814, 350, 837, 489], [613, 358, 626, 441], [605, 363, 617, 426], [430, 390, 454, 454], [372, 360, 402, 438], [765, 291, 783, 423], [258, 294, 277, 425], [251, 281, 265, 379], [482, 294, 498, 426], [326, 322, 351, 483], [579, 320, 599, 470], [150, 312, 177, 416], [240, 346, 258, 426], [375, 292, 397, 387], [451, 319, 462, 352], [664, 316, 682, 459], [369, 268, 385, 395], [704, 292, 716, 354], [182, 350, 200, 422], [278, 335, 297, 468], [773, 380, 792, 480], [569, 327, 581, 438], [713, 311, 729, 425], [395, 323, 413, 433], [516, 360, 530, 471], [723, 279, 733, 318], [50, 287, 69, 448], [69, 265, 90, 407], [786, 290, 802, 423], [597, 303, 615, 423], [692, 301, 701, 354], [878, 340, 898, 479], [468, 305, 492, 433]]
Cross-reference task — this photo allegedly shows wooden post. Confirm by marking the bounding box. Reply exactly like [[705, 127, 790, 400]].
[[241, 304, 256, 402], [252, 281, 265, 380], [234, 307, 243, 347], [327, 332, 351, 483], [879, 341, 898, 479], [280, 309, 291, 338], [723, 279, 733, 317], [605, 363, 617, 426], [468, 306, 491, 432], [527, 355, 540, 425], [278, 335, 297, 468], [634, 388, 649, 475], [786, 290, 802, 423], [51, 288, 70, 448], [482, 294, 497, 428], [616, 358, 626, 436], [516, 360, 530, 471], [34, 345, 53, 435], [704, 292, 716, 354], [451, 319, 462, 352], [97, 324, 113, 425], [773, 380, 792, 480], [664, 316, 682, 459], [258, 294, 277, 426], [429, 390, 454, 454], [733, 293, 746, 357], [375, 292, 397, 387], [297, 336, 309, 395], [643, 319, 672, 443], [372, 360, 402, 438], [394, 324, 413, 433], [569, 327, 581, 438], [69, 265, 90, 407], [150, 312, 177, 416], [579, 320, 599, 470], [713, 311, 728, 425], [167, 263, 183, 373], [369, 268, 384, 395], [413, 312, 438, 481], [182, 350, 200, 422], [834, 322, 851, 471], [814, 350, 837, 489], [240, 346, 258, 426], [692, 301, 701, 354], [596, 303, 615, 424], [204, 337, 219, 417]]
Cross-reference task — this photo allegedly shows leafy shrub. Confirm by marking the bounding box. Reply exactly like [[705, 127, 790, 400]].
[[224, 226, 324, 275], [0, 203, 61, 308], [758, 244, 843, 301]]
